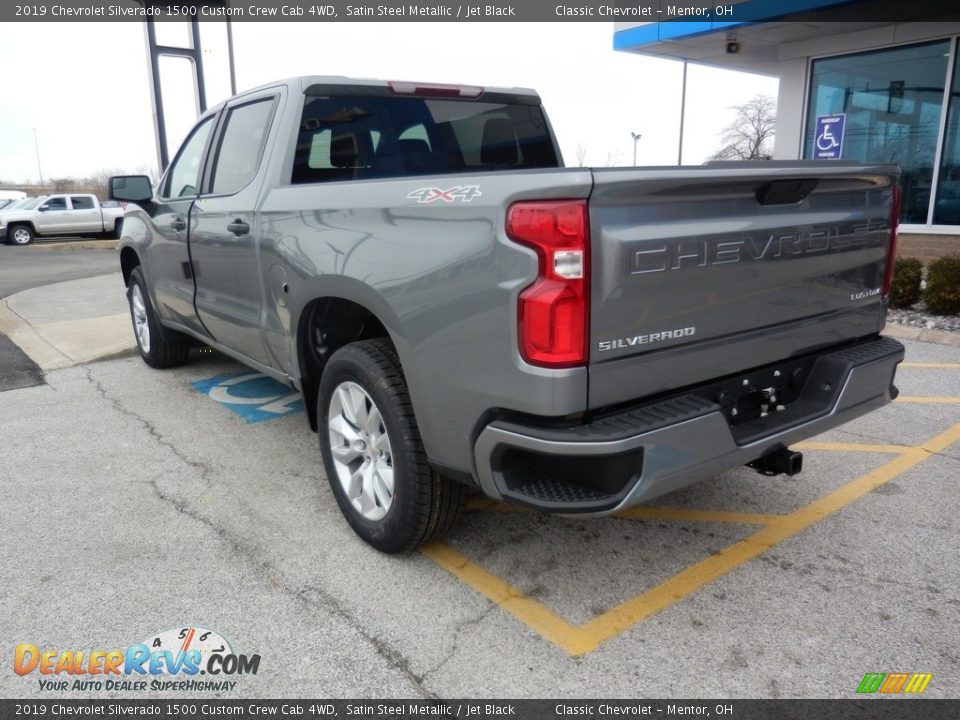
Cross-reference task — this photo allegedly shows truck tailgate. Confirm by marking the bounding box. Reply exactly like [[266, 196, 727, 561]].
[[587, 162, 898, 410]]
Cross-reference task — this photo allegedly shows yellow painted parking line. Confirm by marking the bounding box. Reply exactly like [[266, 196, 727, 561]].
[[584, 423, 960, 651], [899, 362, 960, 369], [615, 506, 782, 526], [468, 498, 782, 525], [896, 396, 960, 404], [425, 423, 960, 656], [421, 543, 598, 655], [795, 441, 910, 454], [916, 425, 960, 455]]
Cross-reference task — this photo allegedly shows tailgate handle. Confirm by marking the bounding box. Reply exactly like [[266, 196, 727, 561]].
[[756, 179, 817, 205]]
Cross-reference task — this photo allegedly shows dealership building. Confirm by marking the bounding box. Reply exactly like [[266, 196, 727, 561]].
[[615, 1, 960, 260]]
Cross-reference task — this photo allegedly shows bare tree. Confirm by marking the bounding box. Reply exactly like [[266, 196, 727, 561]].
[[84, 168, 127, 198], [711, 95, 776, 161], [574, 144, 589, 167], [135, 163, 161, 187], [602, 149, 623, 167], [50, 177, 81, 194]]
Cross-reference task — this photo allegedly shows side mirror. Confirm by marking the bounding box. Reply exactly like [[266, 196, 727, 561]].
[[38, 205, 49, 212], [110, 175, 153, 203]]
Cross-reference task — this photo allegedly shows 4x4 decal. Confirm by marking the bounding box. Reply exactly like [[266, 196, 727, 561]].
[[407, 185, 482, 203]]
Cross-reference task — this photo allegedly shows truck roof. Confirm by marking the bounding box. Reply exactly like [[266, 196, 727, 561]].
[[207, 75, 541, 114]]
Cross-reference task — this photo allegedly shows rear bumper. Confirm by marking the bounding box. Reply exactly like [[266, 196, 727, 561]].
[[473, 336, 904, 514]]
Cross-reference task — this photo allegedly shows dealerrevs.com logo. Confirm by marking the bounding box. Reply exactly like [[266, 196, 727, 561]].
[[14, 626, 260, 693]]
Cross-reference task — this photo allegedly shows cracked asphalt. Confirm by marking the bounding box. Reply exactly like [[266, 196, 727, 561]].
[[1, 339, 958, 699]]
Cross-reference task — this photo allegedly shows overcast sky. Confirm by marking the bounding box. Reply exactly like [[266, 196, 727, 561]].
[[0, 22, 777, 184]]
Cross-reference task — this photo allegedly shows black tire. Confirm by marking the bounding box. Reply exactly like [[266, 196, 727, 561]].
[[127, 267, 191, 369], [318, 339, 466, 553], [8, 225, 34, 246]]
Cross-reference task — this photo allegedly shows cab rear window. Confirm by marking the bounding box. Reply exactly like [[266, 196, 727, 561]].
[[292, 94, 558, 184]]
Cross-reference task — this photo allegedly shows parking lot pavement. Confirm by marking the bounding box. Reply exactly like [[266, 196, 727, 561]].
[[0, 339, 957, 699], [0, 243, 117, 300], [0, 333, 44, 392]]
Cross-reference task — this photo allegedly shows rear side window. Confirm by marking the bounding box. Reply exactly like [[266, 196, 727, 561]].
[[292, 94, 558, 184], [210, 98, 275, 195], [70, 196, 94, 210]]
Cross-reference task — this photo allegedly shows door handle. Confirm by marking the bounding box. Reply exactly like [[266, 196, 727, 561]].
[[169, 217, 186, 232], [227, 219, 250, 237]]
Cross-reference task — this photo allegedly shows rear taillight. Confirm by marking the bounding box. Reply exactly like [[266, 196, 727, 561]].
[[882, 181, 901, 299], [507, 200, 589, 368]]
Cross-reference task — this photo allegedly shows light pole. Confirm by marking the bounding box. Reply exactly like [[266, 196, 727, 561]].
[[631, 132, 642, 166], [33, 128, 44, 186]]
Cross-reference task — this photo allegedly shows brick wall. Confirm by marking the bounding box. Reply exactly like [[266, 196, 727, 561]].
[[896, 234, 960, 264]]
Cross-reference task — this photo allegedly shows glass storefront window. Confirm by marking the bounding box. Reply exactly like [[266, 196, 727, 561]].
[[806, 40, 951, 224], [935, 45, 960, 225]]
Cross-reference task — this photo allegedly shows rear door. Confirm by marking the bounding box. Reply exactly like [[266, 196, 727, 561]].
[[587, 163, 898, 409], [68, 195, 101, 232], [189, 90, 280, 366]]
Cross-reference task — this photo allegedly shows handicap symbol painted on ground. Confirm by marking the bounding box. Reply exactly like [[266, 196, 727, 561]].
[[192, 371, 305, 424]]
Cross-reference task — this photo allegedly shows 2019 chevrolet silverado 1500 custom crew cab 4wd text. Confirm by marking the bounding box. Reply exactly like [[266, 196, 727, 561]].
[[111, 76, 904, 552]]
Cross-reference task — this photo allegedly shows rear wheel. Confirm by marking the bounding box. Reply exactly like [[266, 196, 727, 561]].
[[8, 225, 34, 246], [127, 267, 191, 369], [318, 339, 466, 553]]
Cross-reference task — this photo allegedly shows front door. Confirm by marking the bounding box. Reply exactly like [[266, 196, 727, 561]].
[[35, 196, 68, 233], [143, 114, 217, 333], [190, 93, 279, 366]]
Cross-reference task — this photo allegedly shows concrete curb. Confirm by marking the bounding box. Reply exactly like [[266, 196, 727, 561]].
[[0, 298, 137, 370], [883, 322, 960, 347], [0, 272, 137, 371], [34, 239, 119, 251]]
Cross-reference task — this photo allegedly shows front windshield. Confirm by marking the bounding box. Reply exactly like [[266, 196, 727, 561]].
[[19, 196, 45, 210], [0, 197, 31, 212]]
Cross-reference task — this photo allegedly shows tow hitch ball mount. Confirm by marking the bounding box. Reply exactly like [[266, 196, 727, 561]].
[[748, 447, 804, 477]]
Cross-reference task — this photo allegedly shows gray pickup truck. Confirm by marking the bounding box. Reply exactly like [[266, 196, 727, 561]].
[[111, 76, 904, 553]]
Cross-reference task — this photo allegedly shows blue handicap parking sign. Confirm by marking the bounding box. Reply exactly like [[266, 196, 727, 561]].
[[192, 371, 305, 424], [814, 114, 846, 160]]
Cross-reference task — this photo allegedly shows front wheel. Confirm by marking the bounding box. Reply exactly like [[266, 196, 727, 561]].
[[8, 225, 34, 246], [318, 339, 466, 553], [127, 267, 191, 369]]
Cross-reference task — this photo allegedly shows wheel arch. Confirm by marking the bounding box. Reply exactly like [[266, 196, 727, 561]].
[[294, 294, 399, 432], [120, 245, 141, 286], [6, 221, 37, 240]]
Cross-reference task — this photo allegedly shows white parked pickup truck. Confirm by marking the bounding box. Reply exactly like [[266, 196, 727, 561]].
[[0, 193, 124, 245]]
